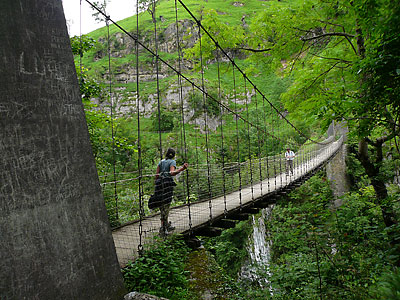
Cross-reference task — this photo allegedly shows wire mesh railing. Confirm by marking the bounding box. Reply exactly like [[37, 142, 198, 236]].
[[101, 134, 342, 229]]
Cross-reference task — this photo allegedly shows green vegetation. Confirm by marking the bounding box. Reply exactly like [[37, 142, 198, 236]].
[[71, 0, 400, 298], [199, 173, 400, 299], [203, 220, 252, 278], [122, 237, 192, 299], [120, 172, 400, 299]]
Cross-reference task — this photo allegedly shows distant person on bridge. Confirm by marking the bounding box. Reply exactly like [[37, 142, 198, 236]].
[[153, 148, 188, 236], [285, 147, 295, 176]]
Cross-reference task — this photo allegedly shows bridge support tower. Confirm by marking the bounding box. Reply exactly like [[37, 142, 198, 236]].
[[0, 1, 126, 298]]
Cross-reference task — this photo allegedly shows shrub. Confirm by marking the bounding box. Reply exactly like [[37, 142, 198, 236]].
[[122, 237, 191, 300]]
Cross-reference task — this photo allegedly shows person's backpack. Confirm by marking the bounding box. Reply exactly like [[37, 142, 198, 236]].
[[148, 177, 176, 210]]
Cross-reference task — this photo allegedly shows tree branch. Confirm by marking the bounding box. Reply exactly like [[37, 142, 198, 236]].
[[310, 53, 353, 64], [236, 47, 272, 53], [307, 61, 341, 90], [290, 41, 307, 74], [344, 35, 358, 55], [344, 116, 400, 129], [301, 32, 355, 41], [299, 30, 358, 55]]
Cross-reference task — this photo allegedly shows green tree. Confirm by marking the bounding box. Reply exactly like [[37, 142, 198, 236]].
[[152, 108, 175, 132], [228, 0, 400, 228], [70, 34, 96, 57]]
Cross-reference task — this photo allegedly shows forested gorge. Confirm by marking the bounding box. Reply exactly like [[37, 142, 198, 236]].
[[72, 0, 400, 298]]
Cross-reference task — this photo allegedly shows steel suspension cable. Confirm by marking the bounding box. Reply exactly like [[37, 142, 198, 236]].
[[176, 0, 326, 146], [254, 91, 263, 195], [174, 0, 192, 232], [84, 0, 338, 222], [105, 12, 119, 225], [232, 62, 242, 209], [262, 95, 270, 193], [152, 0, 163, 160], [215, 46, 227, 215], [243, 78, 254, 200], [83, 0, 287, 147], [135, 0, 144, 255], [271, 102, 277, 190], [192, 84, 201, 204], [198, 22, 213, 221], [277, 106, 283, 186]]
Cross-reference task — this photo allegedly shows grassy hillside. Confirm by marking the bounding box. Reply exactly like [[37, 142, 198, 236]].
[[88, 0, 269, 39], [77, 0, 307, 168]]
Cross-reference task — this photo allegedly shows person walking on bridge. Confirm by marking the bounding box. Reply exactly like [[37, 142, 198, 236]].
[[285, 147, 295, 176], [155, 148, 188, 236]]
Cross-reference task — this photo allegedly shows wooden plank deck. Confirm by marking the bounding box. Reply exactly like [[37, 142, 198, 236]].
[[112, 138, 343, 266]]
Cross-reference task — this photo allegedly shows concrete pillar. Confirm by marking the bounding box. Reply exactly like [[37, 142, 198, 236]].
[[0, 1, 126, 299], [326, 122, 351, 207]]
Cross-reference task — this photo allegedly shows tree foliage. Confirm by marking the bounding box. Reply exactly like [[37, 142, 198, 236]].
[[70, 35, 97, 57], [266, 173, 398, 299], [122, 237, 191, 299], [194, 0, 400, 228]]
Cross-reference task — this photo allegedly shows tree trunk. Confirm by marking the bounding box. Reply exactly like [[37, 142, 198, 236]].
[[358, 139, 397, 227], [354, 21, 397, 228]]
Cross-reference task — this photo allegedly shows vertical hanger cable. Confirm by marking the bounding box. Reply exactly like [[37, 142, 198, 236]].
[[136, 0, 144, 255], [106, 10, 119, 224], [216, 46, 227, 215], [174, 0, 192, 232], [198, 21, 213, 221], [232, 63, 242, 208], [243, 77, 254, 200], [254, 91, 263, 195]]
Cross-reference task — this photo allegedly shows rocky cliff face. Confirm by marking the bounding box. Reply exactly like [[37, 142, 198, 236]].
[[91, 16, 253, 131], [97, 19, 198, 83], [93, 18, 211, 125]]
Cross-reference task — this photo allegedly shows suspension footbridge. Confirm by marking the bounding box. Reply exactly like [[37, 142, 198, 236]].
[[112, 136, 343, 266], [71, 0, 350, 267]]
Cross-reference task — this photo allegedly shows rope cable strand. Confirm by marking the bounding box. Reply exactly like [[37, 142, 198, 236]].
[[232, 62, 243, 208], [198, 23, 213, 221], [174, 0, 192, 232], [105, 12, 119, 225], [216, 46, 228, 215], [243, 77, 254, 200], [135, 0, 144, 255]]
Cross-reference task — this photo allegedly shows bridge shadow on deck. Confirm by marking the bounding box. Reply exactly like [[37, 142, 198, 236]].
[[112, 137, 343, 267]]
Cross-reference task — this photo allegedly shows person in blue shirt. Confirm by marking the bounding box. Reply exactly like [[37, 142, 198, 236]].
[[155, 148, 188, 236]]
